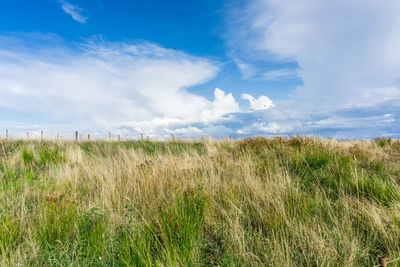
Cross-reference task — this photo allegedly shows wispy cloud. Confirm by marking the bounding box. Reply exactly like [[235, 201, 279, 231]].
[[59, 0, 87, 23], [261, 68, 299, 81], [233, 59, 256, 79]]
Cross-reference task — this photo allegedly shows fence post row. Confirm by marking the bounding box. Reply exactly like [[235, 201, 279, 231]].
[[1, 130, 131, 142], [379, 256, 387, 267]]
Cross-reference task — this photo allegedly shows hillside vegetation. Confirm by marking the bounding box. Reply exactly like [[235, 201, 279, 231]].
[[0, 137, 400, 266]]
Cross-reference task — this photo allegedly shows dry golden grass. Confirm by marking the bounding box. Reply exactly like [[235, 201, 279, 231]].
[[0, 137, 399, 266]]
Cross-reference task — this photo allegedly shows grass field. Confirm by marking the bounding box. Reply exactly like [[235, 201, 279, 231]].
[[0, 137, 399, 266]]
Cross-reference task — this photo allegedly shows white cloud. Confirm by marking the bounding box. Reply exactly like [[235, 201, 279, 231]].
[[0, 35, 224, 133], [237, 121, 295, 135], [358, 87, 400, 108], [261, 68, 298, 81], [201, 88, 240, 121], [232, 0, 400, 107], [1, 34, 267, 139], [118, 88, 241, 138], [221, 0, 400, 138], [306, 113, 397, 133], [241, 93, 274, 110], [233, 59, 257, 79], [59, 0, 87, 23], [234, 58, 298, 81]]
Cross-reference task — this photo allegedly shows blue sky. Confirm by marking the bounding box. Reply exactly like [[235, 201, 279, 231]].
[[0, 0, 399, 139]]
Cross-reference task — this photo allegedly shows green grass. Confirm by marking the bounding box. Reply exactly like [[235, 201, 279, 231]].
[[0, 216, 22, 257], [121, 190, 205, 265], [0, 137, 399, 265]]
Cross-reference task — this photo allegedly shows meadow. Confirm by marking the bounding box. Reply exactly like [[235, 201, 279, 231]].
[[0, 137, 399, 266]]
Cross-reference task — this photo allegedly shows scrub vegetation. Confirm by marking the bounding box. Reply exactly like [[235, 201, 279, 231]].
[[0, 137, 400, 266]]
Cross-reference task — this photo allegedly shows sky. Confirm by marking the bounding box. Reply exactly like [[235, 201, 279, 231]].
[[0, 0, 399, 140]]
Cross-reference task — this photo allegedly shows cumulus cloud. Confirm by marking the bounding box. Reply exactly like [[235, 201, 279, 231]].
[[59, 0, 87, 23], [241, 93, 274, 110], [201, 88, 240, 120], [118, 88, 241, 138]]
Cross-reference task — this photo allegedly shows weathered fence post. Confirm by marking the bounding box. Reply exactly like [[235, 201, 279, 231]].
[[140, 133, 144, 141], [75, 131, 78, 142], [41, 130, 43, 141], [27, 132, 29, 140], [5, 129, 8, 140], [118, 134, 120, 141], [379, 256, 387, 267], [171, 133, 175, 141], [108, 132, 111, 141], [88, 133, 90, 141]]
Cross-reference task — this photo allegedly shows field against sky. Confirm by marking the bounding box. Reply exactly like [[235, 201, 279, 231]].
[[2, 2, 400, 266], [0, 0, 399, 139]]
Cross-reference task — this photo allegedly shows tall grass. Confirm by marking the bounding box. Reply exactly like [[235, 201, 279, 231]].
[[0, 137, 399, 265]]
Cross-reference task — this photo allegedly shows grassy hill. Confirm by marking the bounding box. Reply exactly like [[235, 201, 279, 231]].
[[0, 137, 399, 266]]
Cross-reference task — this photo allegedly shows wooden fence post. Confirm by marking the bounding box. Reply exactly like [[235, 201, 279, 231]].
[[88, 133, 90, 141], [171, 134, 175, 141], [118, 134, 120, 141], [140, 133, 144, 141], [41, 130, 44, 141], [75, 131, 78, 142], [5, 129, 8, 140], [27, 132, 29, 140], [108, 132, 111, 141], [379, 256, 387, 267]]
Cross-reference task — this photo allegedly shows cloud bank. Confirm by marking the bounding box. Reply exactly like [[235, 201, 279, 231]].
[[0, 34, 273, 139], [225, 0, 400, 138]]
